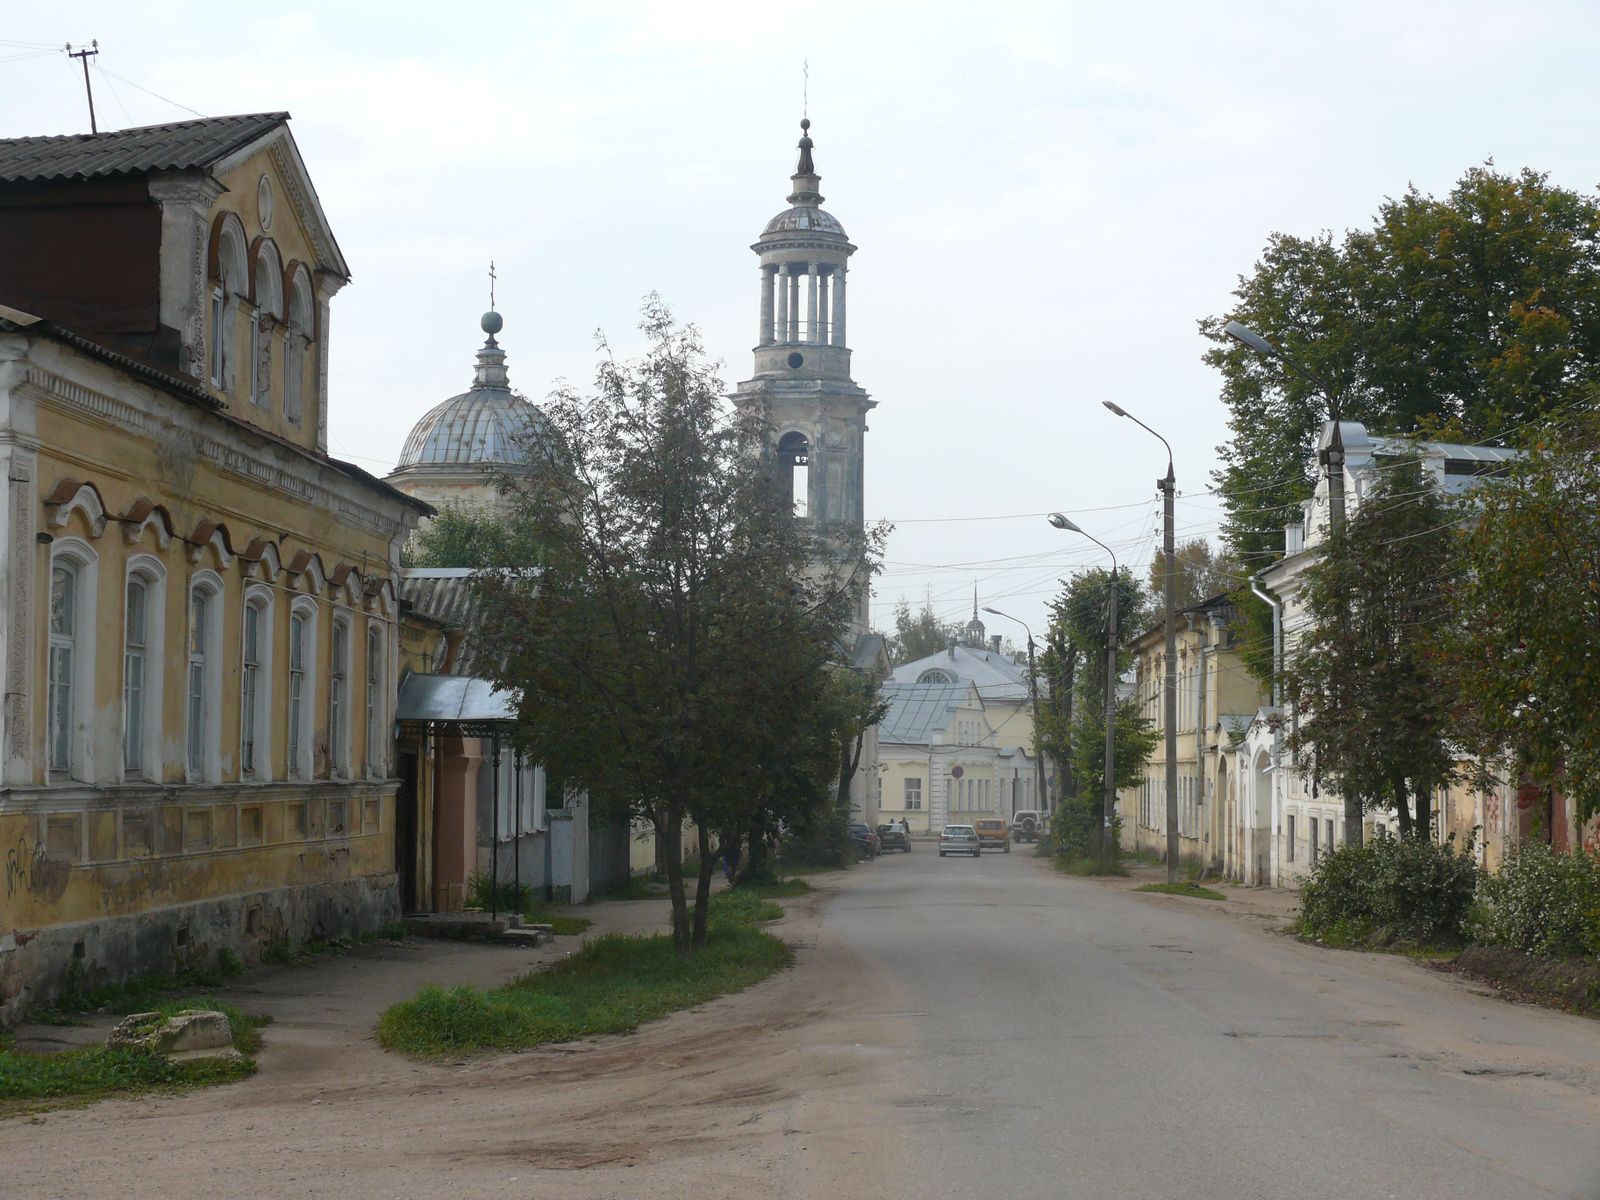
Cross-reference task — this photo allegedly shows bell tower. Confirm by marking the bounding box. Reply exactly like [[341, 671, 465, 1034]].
[[732, 118, 875, 627]]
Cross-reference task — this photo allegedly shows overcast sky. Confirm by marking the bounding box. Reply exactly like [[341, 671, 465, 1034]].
[[5, 2, 1599, 638]]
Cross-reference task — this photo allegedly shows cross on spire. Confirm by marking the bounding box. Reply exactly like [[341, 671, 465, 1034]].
[[488, 259, 497, 310], [803, 58, 809, 119]]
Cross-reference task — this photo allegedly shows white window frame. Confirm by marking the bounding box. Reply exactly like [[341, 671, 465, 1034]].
[[904, 778, 921, 808], [329, 612, 352, 778], [123, 556, 166, 782], [47, 540, 98, 783], [185, 571, 225, 782], [241, 584, 275, 780], [288, 598, 318, 779], [211, 213, 248, 391], [285, 266, 313, 424], [365, 621, 384, 778]]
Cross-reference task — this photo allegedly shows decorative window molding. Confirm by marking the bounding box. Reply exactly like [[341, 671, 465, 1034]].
[[123, 555, 167, 782], [44, 479, 108, 538], [329, 612, 352, 778], [365, 621, 384, 778]]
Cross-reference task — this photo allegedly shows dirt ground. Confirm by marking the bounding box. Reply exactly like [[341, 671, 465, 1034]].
[[0, 879, 911, 1200]]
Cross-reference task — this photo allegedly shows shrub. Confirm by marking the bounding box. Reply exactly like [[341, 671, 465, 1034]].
[[1472, 842, 1600, 959], [467, 871, 532, 913], [1297, 833, 1480, 946], [777, 806, 855, 868]]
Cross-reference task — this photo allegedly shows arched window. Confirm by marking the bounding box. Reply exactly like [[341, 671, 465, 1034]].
[[284, 266, 313, 424], [777, 431, 810, 518], [123, 557, 166, 781], [47, 540, 98, 782], [185, 572, 224, 781], [365, 622, 383, 778], [210, 215, 248, 389], [241, 586, 274, 779], [916, 668, 954, 685], [250, 240, 283, 408], [329, 613, 351, 777], [288, 599, 318, 779]]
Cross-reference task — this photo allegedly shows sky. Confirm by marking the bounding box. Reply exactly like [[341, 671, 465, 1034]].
[[5, 1, 1599, 640]]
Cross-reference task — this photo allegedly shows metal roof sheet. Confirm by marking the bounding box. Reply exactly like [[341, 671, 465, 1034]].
[[395, 672, 515, 726], [890, 643, 1038, 701], [879, 681, 972, 744], [0, 113, 288, 182]]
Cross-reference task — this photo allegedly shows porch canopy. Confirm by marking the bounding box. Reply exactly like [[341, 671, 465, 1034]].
[[395, 672, 516, 738]]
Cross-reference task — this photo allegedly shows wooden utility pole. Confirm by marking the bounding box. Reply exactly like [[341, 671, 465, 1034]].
[[66, 41, 100, 133]]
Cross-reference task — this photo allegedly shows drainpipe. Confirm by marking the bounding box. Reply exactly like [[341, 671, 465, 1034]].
[[1250, 573, 1282, 707]]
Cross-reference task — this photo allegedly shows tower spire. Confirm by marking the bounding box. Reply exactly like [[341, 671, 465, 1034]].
[[788, 117, 822, 206]]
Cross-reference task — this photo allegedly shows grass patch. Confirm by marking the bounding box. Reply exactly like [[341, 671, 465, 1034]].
[[1137, 882, 1227, 901], [0, 999, 265, 1113], [770, 863, 846, 877], [1053, 855, 1130, 877], [522, 906, 592, 936], [592, 875, 662, 902], [28, 953, 245, 1023], [736, 877, 813, 899], [378, 874, 797, 1060]]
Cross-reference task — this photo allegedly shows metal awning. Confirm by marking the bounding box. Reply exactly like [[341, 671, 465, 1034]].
[[395, 672, 516, 736]]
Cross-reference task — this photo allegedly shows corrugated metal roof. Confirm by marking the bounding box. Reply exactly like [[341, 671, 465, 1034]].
[[879, 681, 971, 744], [400, 570, 481, 630], [0, 113, 288, 182], [395, 672, 515, 726], [890, 643, 1038, 701]]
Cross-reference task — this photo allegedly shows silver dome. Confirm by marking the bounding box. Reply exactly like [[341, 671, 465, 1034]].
[[763, 206, 847, 237], [396, 389, 544, 468]]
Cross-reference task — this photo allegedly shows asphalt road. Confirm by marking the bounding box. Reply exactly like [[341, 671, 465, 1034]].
[[826, 847, 1600, 1200]]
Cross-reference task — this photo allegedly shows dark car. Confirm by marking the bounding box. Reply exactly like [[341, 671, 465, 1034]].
[[847, 822, 881, 858], [876, 821, 912, 853]]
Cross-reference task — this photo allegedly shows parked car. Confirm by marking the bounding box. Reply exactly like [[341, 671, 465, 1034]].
[[939, 824, 981, 858], [974, 817, 1011, 853], [1011, 809, 1047, 843], [848, 822, 881, 858], [876, 821, 912, 852]]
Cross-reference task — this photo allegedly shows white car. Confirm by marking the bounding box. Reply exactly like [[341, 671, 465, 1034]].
[[939, 824, 982, 858]]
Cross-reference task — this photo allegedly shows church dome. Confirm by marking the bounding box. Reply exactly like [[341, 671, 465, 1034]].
[[394, 310, 546, 470], [762, 205, 846, 238]]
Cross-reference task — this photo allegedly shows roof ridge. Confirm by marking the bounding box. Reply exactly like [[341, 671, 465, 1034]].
[[0, 112, 290, 146]]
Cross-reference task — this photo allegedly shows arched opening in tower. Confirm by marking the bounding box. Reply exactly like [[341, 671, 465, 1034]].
[[777, 430, 811, 518]]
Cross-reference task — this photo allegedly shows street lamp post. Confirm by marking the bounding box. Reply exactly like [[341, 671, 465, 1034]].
[[1101, 401, 1179, 882], [1224, 321, 1359, 852], [1047, 514, 1118, 865], [983, 607, 1049, 823]]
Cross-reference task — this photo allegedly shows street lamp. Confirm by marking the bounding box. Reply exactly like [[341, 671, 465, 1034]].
[[983, 606, 1049, 824], [1224, 320, 1359, 851], [1101, 400, 1179, 883], [1046, 513, 1118, 865]]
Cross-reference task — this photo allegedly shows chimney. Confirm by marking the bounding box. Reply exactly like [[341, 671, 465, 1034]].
[[990, 635, 1002, 654]]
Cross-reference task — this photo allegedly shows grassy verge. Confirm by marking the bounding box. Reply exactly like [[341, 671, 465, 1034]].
[[0, 995, 265, 1114], [1053, 855, 1131, 877], [28, 954, 246, 1024], [522, 905, 593, 936], [736, 877, 814, 898], [1137, 881, 1226, 901], [377, 878, 794, 1060], [591, 875, 662, 901]]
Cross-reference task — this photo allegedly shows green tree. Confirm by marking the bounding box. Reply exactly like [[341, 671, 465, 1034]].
[[1457, 408, 1600, 824], [886, 594, 956, 664], [405, 503, 543, 569], [1203, 165, 1600, 575], [1145, 537, 1240, 615], [472, 299, 878, 952], [1282, 457, 1462, 840], [1045, 568, 1158, 859]]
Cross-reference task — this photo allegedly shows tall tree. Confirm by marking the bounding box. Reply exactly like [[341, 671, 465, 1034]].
[[887, 594, 956, 664], [1145, 537, 1240, 614], [1202, 165, 1600, 575], [1282, 457, 1462, 839], [404, 503, 543, 569], [1457, 408, 1600, 825], [1044, 568, 1158, 858], [473, 299, 877, 952]]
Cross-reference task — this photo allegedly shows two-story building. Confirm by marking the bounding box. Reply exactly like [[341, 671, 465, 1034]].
[[0, 114, 428, 1021]]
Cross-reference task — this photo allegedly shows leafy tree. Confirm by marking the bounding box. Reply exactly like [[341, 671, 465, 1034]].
[[1044, 568, 1158, 859], [472, 299, 878, 952], [1203, 165, 1600, 574], [1282, 457, 1462, 841], [887, 594, 956, 664], [1457, 408, 1600, 823], [405, 502, 544, 569], [1145, 537, 1240, 615]]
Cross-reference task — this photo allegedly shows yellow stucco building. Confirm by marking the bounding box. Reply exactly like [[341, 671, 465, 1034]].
[[0, 113, 427, 1021]]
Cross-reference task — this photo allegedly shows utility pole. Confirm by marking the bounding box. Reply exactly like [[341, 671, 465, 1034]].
[[981, 607, 1048, 822], [1161, 463, 1179, 883], [66, 41, 100, 134], [1102, 572, 1119, 865]]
